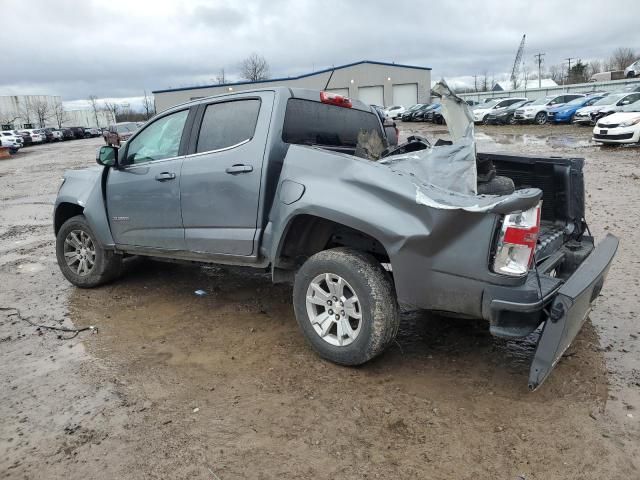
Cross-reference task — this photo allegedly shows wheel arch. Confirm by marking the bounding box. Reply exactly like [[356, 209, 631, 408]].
[[271, 213, 391, 283], [54, 202, 84, 235]]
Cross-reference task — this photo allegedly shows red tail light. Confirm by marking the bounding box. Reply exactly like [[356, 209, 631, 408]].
[[320, 91, 352, 108], [492, 204, 541, 276]]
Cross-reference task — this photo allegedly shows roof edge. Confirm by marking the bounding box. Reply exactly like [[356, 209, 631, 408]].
[[152, 60, 431, 94]]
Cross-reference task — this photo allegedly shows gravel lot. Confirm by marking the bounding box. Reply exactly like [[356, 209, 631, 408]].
[[1, 126, 639, 479]]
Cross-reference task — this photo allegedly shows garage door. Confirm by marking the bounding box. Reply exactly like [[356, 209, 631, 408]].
[[392, 83, 418, 107], [326, 88, 349, 97], [358, 86, 384, 106]]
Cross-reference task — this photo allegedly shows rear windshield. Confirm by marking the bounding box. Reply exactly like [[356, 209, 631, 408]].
[[282, 98, 381, 148]]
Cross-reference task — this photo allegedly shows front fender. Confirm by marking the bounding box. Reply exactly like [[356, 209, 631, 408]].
[[55, 166, 115, 248]]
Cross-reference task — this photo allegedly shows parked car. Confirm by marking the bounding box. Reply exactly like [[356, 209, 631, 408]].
[[589, 71, 625, 82], [49, 128, 64, 141], [466, 100, 479, 106], [1, 131, 24, 147], [15, 131, 33, 146], [484, 100, 532, 125], [383, 105, 405, 119], [104, 122, 138, 146], [424, 103, 442, 122], [84, 127, 101, 138], [53, 86, 618, 390], [573, 92, 640, 125], [547, 96, 604, 124], [472, 98, 528, 124], [20, 129, 44, 143], [514, 94, 585, 125], [412, 103, 440, 121], [592, 110, 640, 144], [61, 128, 75, 141], [0, 133, 22, 153], [66, 127, 86, 139], [399, 104, 426, 121], [624, 59, 640, 78]]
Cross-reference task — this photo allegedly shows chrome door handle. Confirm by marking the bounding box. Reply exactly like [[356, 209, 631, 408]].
[[155, 172, 176, 181], [225, 164, 253, 174]]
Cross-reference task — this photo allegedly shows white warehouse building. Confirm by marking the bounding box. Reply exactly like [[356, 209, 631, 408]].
[[0, 95, 110, 130], [153, 60, 432, 112]]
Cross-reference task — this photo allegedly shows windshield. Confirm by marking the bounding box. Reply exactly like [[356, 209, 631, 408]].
[[115, 123, 137, 134], [407, 104, 423, 111], [623, 99, 640, 111], [593, 94, 623, 106], [475, 100, 499, 109], [529, 97, 554, 106], [565, 97, 587, 106]]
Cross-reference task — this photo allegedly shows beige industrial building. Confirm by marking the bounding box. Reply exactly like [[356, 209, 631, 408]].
[[153, 60, 431, 112], [0, 95, 110, 130]]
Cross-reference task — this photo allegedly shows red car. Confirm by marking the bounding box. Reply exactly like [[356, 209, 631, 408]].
[[104, 122, 138, 146]]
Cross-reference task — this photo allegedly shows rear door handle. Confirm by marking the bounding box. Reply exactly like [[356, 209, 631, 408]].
[[225, 164, 253, 174], [155, 172, 176, 181]]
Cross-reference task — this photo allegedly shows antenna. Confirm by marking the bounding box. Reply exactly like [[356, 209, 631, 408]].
[[510, 34, 526, 90]]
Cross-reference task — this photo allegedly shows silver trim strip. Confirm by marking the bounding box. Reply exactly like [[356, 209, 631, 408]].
[[184, 138, 252, 159]]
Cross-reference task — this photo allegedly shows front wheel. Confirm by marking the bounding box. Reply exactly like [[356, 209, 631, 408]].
[[56, 215, 122, 288], [535, 112, 547, 125], [293, 248, 399, 366]]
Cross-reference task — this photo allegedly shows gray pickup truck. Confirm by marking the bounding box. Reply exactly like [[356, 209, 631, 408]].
[[54, 85, 618, 389]]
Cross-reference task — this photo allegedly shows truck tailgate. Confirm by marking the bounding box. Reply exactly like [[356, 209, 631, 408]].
[[529, 233, 619, 390]]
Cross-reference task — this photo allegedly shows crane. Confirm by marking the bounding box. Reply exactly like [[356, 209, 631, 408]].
[[510, 34, 526, 90]]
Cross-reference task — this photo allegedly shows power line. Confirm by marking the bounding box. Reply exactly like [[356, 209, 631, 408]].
[[533, 52, 545, 88], [565, 57, 575, 84]]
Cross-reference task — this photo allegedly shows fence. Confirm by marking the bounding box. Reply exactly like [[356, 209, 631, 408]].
[[458, 77, 640, 102]]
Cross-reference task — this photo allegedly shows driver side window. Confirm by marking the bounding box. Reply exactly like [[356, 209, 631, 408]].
[[126, 109, 188, 165]]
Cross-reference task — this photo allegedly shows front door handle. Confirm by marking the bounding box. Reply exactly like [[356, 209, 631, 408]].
[[155, 172, 176, 181], [225, 164, 253, 174]]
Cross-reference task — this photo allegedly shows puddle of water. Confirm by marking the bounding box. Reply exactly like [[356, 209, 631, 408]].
[[16, 262, 46, 273]]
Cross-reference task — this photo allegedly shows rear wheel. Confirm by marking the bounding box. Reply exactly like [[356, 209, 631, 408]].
[[508, 114, 517, 125], [535, 112, 547, 125], [56, 215, 122, 288], [293, 248, 399, 366]]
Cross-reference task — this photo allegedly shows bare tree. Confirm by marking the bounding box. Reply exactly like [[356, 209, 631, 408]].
[[216, 68, 226, 84], [30, 98, 52, 128], [52, 100, 69, 128], [479, 71, 489, 92], [88, 95, 101, 127], [102, 100, 120, 124], [17, 98, 34, 127], [587, 59, 603, 78], [609, 47, 637, 71], [142, 91, 155, 120], [0, 112, 20, 128], [240, 53, 270, 81], [549, 64, 564, 84]]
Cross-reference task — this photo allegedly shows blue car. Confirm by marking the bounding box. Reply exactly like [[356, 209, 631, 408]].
[[547, 96, 605, 123]]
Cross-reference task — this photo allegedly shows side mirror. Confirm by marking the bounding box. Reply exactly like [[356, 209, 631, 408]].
[[96, 145, 118, 167]]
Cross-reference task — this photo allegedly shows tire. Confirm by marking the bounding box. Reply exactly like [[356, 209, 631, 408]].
[[482, 115, 490, 125], [477, 175, 515, 195], [56, 215, 122, 288], [293, 247, 399, 366], [534, 112, 547, 125], [508, 114, 517, 125]]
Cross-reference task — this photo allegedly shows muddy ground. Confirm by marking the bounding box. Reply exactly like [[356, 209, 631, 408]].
[[1, 124, 638, 479]]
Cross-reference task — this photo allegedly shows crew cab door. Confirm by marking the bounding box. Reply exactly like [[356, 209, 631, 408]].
[[106, 108, 192, 250], [180, 91, 274, 256]]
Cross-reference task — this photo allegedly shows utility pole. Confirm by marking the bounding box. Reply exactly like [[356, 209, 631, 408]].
[[473, 75, 478, 92], [533, 52, 545, 88], [565, 57, 574, 85]]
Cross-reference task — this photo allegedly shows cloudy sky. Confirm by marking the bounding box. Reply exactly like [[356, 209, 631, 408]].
[[2, 0, 639, 106]]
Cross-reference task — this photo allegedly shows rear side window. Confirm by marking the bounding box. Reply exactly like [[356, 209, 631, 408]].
[[282, 98, 382, 148], [196, 99, 260, 153]]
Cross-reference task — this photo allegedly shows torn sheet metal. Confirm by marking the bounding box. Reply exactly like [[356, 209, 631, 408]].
[[380, 79, 478, 196]]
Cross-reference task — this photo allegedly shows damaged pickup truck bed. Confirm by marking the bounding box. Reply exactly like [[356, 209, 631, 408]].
[[54, 83, 618, 389]]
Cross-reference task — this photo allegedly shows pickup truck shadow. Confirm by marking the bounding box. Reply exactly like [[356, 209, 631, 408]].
[[72, 259, 608, 398]]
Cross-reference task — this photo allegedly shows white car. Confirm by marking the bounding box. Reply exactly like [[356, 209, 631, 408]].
[[513, 94, 585, 124], [383, 105, 405, 119], [20, 129, 44, 143], [0, 133, 22, 153], [573, 92, 640, 125], [472, 97, 528, 123], [593, 111, 640, 144], [50, 129, 64, 141], [625, 59, 640, 78]]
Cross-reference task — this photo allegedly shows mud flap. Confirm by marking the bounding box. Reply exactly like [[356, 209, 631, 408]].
[[528, 234, 619, 390]]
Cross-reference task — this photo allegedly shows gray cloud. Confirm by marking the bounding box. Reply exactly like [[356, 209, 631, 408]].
[[1, 0, 638, 101]]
